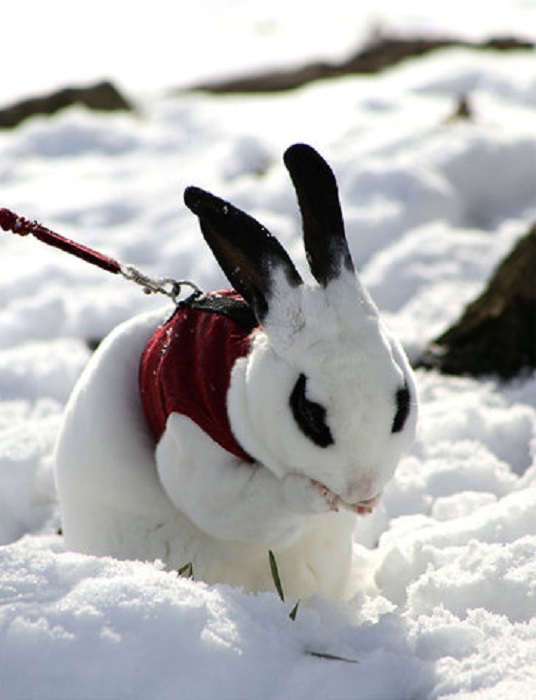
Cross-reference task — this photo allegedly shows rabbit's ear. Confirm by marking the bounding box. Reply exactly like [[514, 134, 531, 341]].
[[284, 144, 355, 286], [184, 186, 303, 322]]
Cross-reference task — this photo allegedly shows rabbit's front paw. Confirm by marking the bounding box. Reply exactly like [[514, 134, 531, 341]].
[[282, 474, 334, 515]]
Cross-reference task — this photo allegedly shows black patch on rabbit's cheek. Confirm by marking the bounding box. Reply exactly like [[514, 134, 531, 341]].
[[290, 374, 334, 448], [392, 384, 411, 434]]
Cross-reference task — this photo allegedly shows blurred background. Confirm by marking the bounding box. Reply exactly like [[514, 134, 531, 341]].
[[1, 0, 534, 103]]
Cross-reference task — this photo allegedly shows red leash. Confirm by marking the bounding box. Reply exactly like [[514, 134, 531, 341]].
[[0, 208, 121, 273], [0, 207, 201, 302]]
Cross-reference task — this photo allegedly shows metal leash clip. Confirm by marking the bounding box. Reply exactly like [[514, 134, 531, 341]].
[[120, 265, 202, 305]]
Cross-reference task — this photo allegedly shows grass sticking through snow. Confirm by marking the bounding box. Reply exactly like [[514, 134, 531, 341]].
[[178, 562, 194, 579], [268, 550, 359, 664]]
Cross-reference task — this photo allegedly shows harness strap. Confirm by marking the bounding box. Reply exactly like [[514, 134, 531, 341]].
[[182, 291, 258, 332]]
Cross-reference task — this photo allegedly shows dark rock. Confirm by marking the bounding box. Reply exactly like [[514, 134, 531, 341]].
[[418, 225, 536, 379], [0, 80, 133, 129], [445, 94, 475, 124], [187, 34, 534, 94], [445, 94, 474, 123]]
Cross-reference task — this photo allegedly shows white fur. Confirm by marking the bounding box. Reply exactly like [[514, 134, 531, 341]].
[[55, 305, 358, 600], [56, 267, 416, 601]]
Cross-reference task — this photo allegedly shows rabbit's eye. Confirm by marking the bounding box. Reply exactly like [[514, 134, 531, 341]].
[[392, 384, 410, 434], [290, 374, 334, 448]]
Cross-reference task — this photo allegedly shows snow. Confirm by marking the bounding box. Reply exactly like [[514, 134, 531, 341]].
[[1, 1, 536, 698]]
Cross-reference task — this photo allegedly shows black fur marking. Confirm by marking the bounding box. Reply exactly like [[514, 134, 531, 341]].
[[290, 373, 334, 448], [392, 384, 411, 434], [184, 186, 302, 323], [283, 144, 355, 286]]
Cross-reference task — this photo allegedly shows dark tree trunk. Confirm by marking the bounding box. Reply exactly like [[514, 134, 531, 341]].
[[418, 224, 536, 379]]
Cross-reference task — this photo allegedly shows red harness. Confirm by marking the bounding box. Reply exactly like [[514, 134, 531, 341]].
[[139, 290, 256, 463]]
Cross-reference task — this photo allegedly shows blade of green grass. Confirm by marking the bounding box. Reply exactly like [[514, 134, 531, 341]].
[[268, 550, 285, 602], [178, 562, 194, 579], [289, 601, 300, 621], [306, 650, 360, 664]]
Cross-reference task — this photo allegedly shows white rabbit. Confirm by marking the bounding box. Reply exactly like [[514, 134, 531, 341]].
[[55, 144, 417, 600]]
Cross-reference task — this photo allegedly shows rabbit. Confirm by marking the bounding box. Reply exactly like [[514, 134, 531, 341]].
[[55, 143, 417, 601]]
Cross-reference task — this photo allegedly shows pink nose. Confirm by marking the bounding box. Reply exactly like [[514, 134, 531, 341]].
[[344, 475, 376, 504]]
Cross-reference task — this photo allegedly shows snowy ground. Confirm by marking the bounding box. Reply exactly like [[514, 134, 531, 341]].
[[1, 2, 536, 699]]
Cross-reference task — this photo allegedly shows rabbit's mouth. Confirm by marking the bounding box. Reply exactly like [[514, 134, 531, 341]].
[[312, 480, 379, 515]]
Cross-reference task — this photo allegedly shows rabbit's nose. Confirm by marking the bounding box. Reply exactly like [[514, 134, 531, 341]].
[[344, 475, 376, 504]]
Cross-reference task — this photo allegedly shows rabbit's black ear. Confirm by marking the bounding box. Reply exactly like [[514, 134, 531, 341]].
[[284, 144, 355, 286], [184, 186, 303, 322]]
